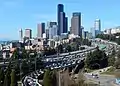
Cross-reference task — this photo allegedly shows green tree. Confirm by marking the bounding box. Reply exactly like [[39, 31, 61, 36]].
[[51, 70, 57, 86], [10, 69, 17, 86], [85, 49, 108, 69], [21, 61, 29, 76], [12, 49, 19, 59], [108, 56, 115, 66], [66, 45, 72, 52], [114, 58, 120, 69], [0, 68, 4, 86], [3, 68, 11, 86], [43, 70, 52, 86]]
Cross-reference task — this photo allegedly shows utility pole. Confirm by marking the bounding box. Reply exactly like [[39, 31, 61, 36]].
[[35, 55, 37, 71], [59, 71, 61, 86]]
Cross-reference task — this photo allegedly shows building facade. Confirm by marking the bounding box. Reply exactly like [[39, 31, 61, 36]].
[[57, 4, 64, 35], [57, 4, 67, 35], [37, 23, 45, 38], [71, 12, 81, 37], [49, 25, 58, 39], [25, 29, 32, 39], [19, 28, 23, 42]]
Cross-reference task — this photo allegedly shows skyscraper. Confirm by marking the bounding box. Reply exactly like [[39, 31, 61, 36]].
[[60, 12, 65, 34], [57, 4, 67, 35], [64, 17, 68, 33], [19, 28, 23, 41], [81, 26, 84, 39], [25, 29, 32, 39], [45, 29, 49, 39], [94, 19, 101, 31], [91, 27, 95, 38], [71, 12, 81, 37], [37, 23, 45, 38], [49, 25, 58, 39], [94, 19, 101, 36], [47, 22, 57, 28]]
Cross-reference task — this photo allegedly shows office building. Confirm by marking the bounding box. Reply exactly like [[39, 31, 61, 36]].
[[47, 22, 57, 28], [19, 28, 23, 41], [81, 26, 84, 39], [71, 12, 81, 37], [57, 4, 67, 35], [94, 19, 101, 36], [49, 25, 58, 39], [91, 27, 95, 38], [25, 29, 32, 39], [57, 4, 64, 35], [94, 19, 101, 31], [45, 29, 49, 39], [64, 17, 68, 33], [47, 22, 57, 39], [37, 23, 45, 38]]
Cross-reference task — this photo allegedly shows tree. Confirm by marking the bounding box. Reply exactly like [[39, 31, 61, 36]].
[[66, 45, 72, 52], [108, 56, 115, 66], [43, 70, 52, 86], [43, 69, 58, 86], [85, 49, 108, 69], [0, 68, 4, 86], [10, 69, 17, 86], [51, 70, 57, 86], [21, 61, 29, 76], [3, 68, 11, 86], [115, 58, 120, 69]]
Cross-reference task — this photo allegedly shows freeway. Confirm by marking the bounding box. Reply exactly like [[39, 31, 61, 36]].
[[22, 46, 97, 86], [22, 39, 120, 86]]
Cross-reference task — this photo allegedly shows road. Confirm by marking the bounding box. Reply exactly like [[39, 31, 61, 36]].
[[84, 73, 115, 86]]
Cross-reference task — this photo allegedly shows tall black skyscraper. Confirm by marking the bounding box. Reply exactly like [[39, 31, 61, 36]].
[[57, 4, 65, 35]]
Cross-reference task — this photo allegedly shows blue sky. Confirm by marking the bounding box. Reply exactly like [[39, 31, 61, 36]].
[[0, 0, 120, 40]]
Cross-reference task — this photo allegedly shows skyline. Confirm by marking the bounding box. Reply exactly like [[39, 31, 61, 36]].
[[0, 0, 120, 40]]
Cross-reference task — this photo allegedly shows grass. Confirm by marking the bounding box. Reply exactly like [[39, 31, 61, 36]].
[[84, 68, 97, 73], [100, 67, 115, 75]]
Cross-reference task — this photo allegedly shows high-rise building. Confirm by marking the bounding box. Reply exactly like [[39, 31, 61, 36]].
[[60, 12, 65, 34], [47, 22, 57, 28], [71, 12, 81, 37], [91, 27, 95, 38], [81, 26, 84, 39], [94, 19, 101, 31], [37, 23, 45, 38], [49, 25, 58, 39], [25, 29, 32, 39], [45, 29, 49, 39], [19, 28, 23, 41], [57, 4, 68, 35], [64, 17, 68, 33], [93, 19, 101, 37], [47, 22, 57, 39]]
